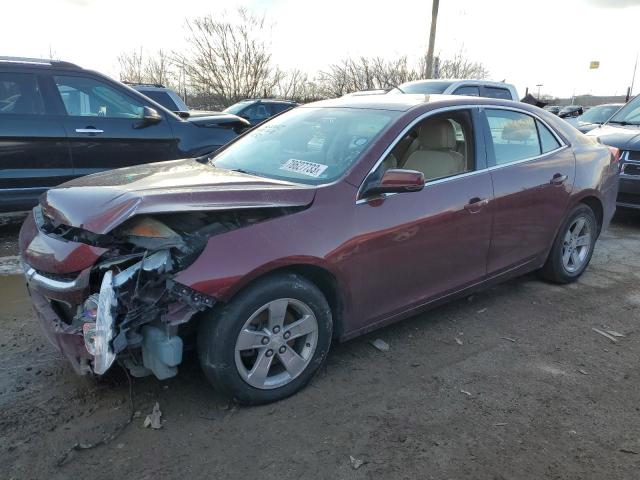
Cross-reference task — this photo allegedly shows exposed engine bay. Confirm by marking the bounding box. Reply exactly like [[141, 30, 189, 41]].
[[33, 206, 298, 379]]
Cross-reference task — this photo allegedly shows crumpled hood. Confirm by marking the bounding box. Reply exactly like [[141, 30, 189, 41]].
[[41, 158, 316, 234], [586, 124, 640, 150]]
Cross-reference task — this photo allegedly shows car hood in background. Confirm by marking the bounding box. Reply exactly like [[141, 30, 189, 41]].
[[186, 112, 250, 128], [586, 124, 640, 150], [40, 159, 316, 234]]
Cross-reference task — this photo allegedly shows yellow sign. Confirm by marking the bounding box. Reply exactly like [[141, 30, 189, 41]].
[[590, 61, 600, 69]]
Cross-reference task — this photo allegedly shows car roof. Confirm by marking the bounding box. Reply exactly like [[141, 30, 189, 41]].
[[302, 93, 524, 112], [400, 78, 515, 89], [0, 56, 81, 70]]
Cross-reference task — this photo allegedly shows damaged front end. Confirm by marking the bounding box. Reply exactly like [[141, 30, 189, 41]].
[[28, 206, 292, 380]]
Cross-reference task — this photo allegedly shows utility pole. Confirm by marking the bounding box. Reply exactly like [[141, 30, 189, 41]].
[[425, 0, 440, 79]]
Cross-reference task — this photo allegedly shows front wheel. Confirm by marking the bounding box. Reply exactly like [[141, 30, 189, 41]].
[[539, 204, 598, 283], [198, 273, 332, 405]]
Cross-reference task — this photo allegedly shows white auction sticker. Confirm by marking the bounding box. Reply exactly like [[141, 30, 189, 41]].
[[280, 159, 328, 177]]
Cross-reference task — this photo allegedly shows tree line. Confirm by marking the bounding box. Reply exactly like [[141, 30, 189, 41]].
[[118, 9, 489, 110]]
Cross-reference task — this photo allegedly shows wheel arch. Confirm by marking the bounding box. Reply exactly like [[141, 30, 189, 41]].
[[575, 194, 604, 234], [219, 262, 347, 340]]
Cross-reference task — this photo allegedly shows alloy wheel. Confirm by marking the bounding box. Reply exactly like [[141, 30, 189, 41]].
[[234, 298, 319, 390], [561, 215, 592, 273]]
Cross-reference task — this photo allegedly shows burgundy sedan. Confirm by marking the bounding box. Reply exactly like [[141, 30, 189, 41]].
[[19, 94, 619, 404]]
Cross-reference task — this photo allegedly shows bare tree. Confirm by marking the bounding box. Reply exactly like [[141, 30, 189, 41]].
[[178, 9, 281, 107], [118, 48, 174, 85], [144, 49, 172, 85], [423, 50, 489, 79]]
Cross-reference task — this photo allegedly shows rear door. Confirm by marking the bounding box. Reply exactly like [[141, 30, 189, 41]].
[[48, 73, 176, 175], [0, 70, 71, 211], [482, 107, 575, 274]]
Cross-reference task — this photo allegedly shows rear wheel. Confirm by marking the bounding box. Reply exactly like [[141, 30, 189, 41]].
[[539, 204, 597, 283], [198, 273, 332, 405]]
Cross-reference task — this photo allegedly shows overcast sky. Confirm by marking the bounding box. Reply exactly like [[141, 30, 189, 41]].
[[3, 0, 640, 98]]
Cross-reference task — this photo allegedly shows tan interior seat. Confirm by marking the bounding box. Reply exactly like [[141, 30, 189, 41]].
[[403, 120, 465, 180]]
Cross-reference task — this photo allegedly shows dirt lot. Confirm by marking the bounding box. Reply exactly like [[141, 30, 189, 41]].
[[1, 210, 640, 480]]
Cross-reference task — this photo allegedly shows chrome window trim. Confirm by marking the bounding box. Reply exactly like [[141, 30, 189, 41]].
[[356, 103, 568, 204]]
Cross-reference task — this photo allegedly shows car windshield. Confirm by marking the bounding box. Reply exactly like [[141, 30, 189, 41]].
[[608, 97, 640, 125], [579, 105, 621, 124], [389, 81, 453, 95], [211, 107, 399, 185], [224, 100, 254, 115]]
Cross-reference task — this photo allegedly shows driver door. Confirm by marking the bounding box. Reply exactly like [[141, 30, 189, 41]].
[[349, 108, 494, 331], [47, 73, 175, 176]]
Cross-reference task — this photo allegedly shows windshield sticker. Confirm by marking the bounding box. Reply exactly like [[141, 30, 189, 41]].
[[280, 159, 328, 177]]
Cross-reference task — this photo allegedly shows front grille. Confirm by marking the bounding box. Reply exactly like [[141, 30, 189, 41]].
[[627, 150, 640, 161], [622, 163, 640, 176]]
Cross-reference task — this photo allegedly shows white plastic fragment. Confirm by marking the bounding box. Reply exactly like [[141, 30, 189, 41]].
[[455, 337, 463, 346], [592, 327, 618, 343], [350, 455, 365, 469], [460, 389, 472, 397], [144, 402, 162, 429], [370, 339, 389, 352], [605, 330, 625, 338]]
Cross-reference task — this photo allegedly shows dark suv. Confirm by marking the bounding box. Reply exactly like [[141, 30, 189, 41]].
[[0, 57, 249, 212], [223, 99, 297, 126]]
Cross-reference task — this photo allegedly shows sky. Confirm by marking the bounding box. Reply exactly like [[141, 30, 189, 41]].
[[3, 0, 640, 98]]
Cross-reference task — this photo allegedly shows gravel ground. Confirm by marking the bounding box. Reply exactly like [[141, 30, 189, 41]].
[[1, 210, 639, 480]]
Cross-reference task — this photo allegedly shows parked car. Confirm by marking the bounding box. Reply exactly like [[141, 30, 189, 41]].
[[223, 99, 298, 126], [388, 79, 519, 101], [127, 82, 190, 116], [20, 94, 618, 404], [544, 105, 561, 115], [558, 105, 584, 119], [0, 57, 249, 212], [572, 103, 624, 133], [587, 95, 640, 209]]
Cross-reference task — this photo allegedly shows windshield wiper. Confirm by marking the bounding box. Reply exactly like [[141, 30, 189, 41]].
[[609, 120, 640, 126]]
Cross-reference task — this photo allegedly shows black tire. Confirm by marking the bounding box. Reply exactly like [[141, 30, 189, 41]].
[[539, 204, 598, 284], [198, 273, 332, 405]]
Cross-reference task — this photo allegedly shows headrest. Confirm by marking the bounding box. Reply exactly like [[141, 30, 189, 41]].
[[419, 119, 456, 150]]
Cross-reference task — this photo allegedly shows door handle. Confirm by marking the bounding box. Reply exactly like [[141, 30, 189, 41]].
[[464, 197, 489, 213], [550, 173, 568, 185], [75, 127, 104, 134]]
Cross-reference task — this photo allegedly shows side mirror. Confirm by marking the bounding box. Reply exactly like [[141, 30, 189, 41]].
[[135, 107, 163, 128], [362, 169, 425, 197]]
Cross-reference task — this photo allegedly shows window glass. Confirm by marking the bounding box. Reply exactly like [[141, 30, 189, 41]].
[[54, 75, 144, 118], [453, 86, 480, 96], [242, 103, 271, 122], [537, 120, 561, 153], [486, 110, 541, 164], [484, 87, 512, 100], [271, 103, 294, 114], [379, 110, 475, 181], [223, 100, 253, 115], [212, 107, 398, 185], [608, 95, 640, 125], [140, 90, 179, 111], [0, 72, 44, 115]]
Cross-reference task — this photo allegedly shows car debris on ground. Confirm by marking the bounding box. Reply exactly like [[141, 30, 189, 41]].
[[143, 402, 162, 429], [370, 339, 390, 352]]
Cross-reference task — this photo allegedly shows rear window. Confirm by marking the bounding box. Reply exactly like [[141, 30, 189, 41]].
[[484, 87, 512, 100], [453, 85, 480, 96], [0, 72, 45, 115]]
